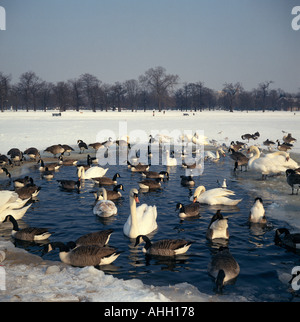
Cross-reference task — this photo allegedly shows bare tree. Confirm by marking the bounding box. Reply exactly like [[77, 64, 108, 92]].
[[258, 81, 274, 112], [139, 66, 179, 112], [222, 82, 243, 112], [123, 79, 140, 111], [80, 73, 101, 112], [0, 72, 11, 112], [53, 81, 71, 111]]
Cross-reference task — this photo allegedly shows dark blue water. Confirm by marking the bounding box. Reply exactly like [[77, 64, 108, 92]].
[[2, 153, 300, 301]]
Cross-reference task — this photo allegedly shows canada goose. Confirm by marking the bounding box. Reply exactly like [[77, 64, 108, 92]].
[[0, 155, 12, 167], [241, 132, 260, 142], [77, 165, 108, 180], [87, 154, 98, 165], [180, 175, 195, 187], [15, 183, 41, 200], [208, 246, 240, 292], [206, 210, 229, 240], [101, 137, 113, 148], [45, 242, 121, 267], [7, 148, 23, 165], [58, 155, 78, 166], [248, 197, 266, 224], [57, 179, 81, 191], [93, 187, 117, 218], [88, 142, 103, 151], [59, 144, 74, 155], [263, 139, 275, 148], [92, 173, 121, 186], [23, 147, 40, 160], [191, 186, 242, 206], [176, 201, 200, 218], [276, 140, 293, 152], [134, 235, 193, 256], [286, 169, 300, 195], [0, 250, 5, 263], [44, 144, 65, 157], [38, 159, 61, 171], [77, 140, 88, 153], [141, 171, 169, 179], [75, 229, 114, 247], [127, 162, 150, 172], [0, 167, 11, 178], [102, 184, 124, 200], [123, 188, 158, 238], [229, 141, 245, 152], [13, 176, 33, 188], [138, 178, 162, 190], [4, 215, 52, 241], [274, 228, 300, 250], [283, 133, 297, 144], [228, 148, 249, 172], [41, 167, 54, 180]]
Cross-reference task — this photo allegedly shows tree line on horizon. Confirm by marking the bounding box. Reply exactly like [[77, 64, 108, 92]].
[[0, 66, 299, 113]]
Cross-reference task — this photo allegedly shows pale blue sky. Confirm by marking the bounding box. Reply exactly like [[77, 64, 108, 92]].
[[0, 0, 299, 92]]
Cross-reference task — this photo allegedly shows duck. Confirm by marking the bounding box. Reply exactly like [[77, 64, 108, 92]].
[[191, 185, 242, 206], [163, 150, 177, 166], [93, 187, 117, 218], [138, 178, 162, 190], [4, 215, 52, 241], [92, 173, 121, 186], [134, 235, 193, 256], [274, 228, 300, 250], [248, 197, 266, 224], [57, 179, 81, 192], [45, 242, 121, 267], [75, 229, 114, 247], [206, 210, 229, 240], [77, 140, 89, 153], [180, 175, 195, 187], [77, 165, 108, 180], [38, 159, 61, 171], [123, 188, 158, 238], [208, 246, 240, 292], [175, 201, 200, 218], [44, 144, 65, 157], [286, 169, 300, 195], [23, 147, 40, 160], [127, 162, 150, 172]]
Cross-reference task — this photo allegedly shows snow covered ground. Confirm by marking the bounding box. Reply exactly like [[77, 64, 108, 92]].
[[0, 109, 299, 302]]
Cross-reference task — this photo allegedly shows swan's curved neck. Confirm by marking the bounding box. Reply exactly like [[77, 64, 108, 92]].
[[248, 147, 260, 166], [129, 196, 138, 235], [101, 188, 108, 200]]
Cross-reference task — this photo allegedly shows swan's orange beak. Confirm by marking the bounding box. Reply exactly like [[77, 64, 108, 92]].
[[135, 196, 140, 203], [193, 196, 197, 203]]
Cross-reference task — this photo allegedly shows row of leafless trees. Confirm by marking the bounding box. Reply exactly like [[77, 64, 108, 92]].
[[0, 67, 299, 112]]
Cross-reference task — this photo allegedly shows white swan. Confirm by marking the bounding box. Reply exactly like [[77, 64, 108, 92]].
[[247, 146, 298, 179], [248, 197, 266, 224], [77, 165, 108, 180], [123, 188, 158, 238], [93, 188, 117, 218], [163, 150, 177, 166], [190, 185, 242, 206], [204, 147, 226, 162]]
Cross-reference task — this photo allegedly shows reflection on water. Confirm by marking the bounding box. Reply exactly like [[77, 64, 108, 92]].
[[1, 152, 300, 301]]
